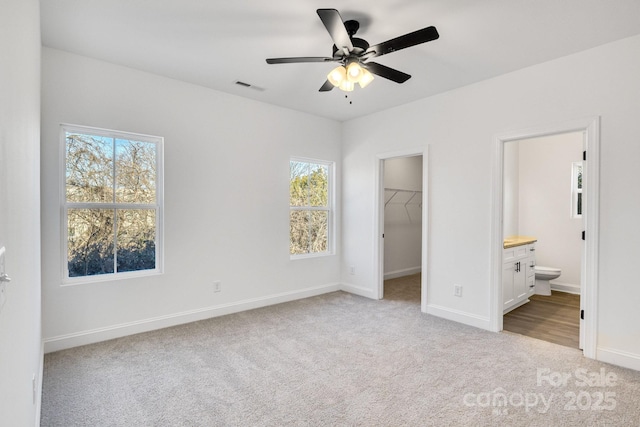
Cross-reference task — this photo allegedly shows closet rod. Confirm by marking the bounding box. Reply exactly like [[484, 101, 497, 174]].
[[384, 188, 423, 208]]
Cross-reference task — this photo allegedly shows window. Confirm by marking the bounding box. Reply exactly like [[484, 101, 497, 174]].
[[62, 124, 163, 282], [289, 158, 333, 257], [571, 162, 583, 218]]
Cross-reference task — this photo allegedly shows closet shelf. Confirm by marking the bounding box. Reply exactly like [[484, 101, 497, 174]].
[[384, 188, 422, 208]]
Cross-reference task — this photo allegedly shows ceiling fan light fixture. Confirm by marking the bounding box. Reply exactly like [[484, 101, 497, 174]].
[[266, 9, 439, 94], [327, 66, 346, 87], [358, 68, 375, 88], [339, 79, 355, 92], [346, 60, 363, 83]]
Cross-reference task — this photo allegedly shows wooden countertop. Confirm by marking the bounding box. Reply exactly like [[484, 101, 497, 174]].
[[503, 236, 537, 248]]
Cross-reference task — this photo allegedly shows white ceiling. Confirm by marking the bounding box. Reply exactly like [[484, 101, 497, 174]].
[[40, 0, 640, 121]]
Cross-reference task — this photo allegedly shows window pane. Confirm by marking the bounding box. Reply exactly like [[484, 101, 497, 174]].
[[309, 211, 328, 252], [577, 166, 583, 190], [308, 164, 328, 207], [115, 139, 157, 204], [290, 210, 309, 255], [577, 193, 582, 216], [66, 133, 114, 203], [290, 161, 309, 207], [68, 208, 114, 277], [116, 209, 156, 272]]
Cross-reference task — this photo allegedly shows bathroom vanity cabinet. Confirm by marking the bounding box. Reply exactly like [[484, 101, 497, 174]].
[[503, 239, 536, 313]]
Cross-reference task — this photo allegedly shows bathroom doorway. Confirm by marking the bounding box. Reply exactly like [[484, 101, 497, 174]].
[[491, 117, 600, 358], [375, 149, 428, 311], [501, 132, 583, 349]]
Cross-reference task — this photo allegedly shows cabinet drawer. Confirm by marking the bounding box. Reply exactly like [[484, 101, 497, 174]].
[[527, 258, 536, 277], [503, 245, 528, 262], [527, 242, 536, 255], [527, 275, 535, 295]]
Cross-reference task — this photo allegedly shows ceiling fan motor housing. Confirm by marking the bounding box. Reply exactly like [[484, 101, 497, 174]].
[[332, 37, 370, 58]]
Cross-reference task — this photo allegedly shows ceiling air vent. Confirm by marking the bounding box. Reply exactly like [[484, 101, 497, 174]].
[[235, 81, 265, 91]]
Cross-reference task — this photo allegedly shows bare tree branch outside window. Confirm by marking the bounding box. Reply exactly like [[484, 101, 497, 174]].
[[64, 129, 160, 278], [290, 159, 331, 255]]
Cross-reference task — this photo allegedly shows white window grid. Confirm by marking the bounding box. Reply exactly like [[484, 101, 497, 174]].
[[60, 124, 164, 284], [289, 157, 335, 259]]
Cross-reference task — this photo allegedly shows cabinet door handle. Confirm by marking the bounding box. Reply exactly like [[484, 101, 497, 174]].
[[515, 262, 520, 272]]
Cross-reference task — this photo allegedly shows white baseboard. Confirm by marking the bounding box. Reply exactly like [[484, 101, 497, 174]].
[[384, 267, 421, 280], [597, 347, 640, 372], [425, 303, 491, 331], [339, 282, 378, 299], [36, 340, 44, 427], [550, 281, 581, 295], [44, 282, 341, 353], [503, 298, 530, 315]]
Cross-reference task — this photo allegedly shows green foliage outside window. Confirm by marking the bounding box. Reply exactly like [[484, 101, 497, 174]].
[[290, 160, 330, 255]]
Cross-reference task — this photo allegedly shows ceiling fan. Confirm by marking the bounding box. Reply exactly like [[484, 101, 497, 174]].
[[266, 8, 439, 92]]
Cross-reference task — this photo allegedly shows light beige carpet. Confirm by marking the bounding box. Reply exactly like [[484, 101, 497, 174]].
[[41, 276, 640, 426]]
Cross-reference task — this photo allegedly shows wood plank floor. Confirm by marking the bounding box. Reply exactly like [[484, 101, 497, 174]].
[[503, 291, 580, 349], [384, 275, 580, 349]]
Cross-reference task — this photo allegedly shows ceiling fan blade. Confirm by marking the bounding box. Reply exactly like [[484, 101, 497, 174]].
[[317, 9, 353, 53], [364, 62, 411, 83], [364, 26, 439, 59], [319, 80, 334, 92], [266, 57, 337, 64]]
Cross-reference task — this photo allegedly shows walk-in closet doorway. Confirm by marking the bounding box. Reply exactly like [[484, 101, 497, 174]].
[[376, 152, 427, 309]]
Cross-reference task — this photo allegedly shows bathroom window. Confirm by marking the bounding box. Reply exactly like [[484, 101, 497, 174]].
[[61, 124, 164, 283], [571, 162, 583, 218], [289, 158, 334, 258]]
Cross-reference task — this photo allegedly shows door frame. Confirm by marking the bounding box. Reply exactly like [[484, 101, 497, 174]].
[[490, 117, 599, 358], [374, 147, 429, 311]]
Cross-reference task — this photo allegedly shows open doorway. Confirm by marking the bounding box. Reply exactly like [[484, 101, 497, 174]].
[[382, 156, 423, 303], [375, 150, 428, 311], [501, 132, 583, 349], [491, 117, 600, 359]]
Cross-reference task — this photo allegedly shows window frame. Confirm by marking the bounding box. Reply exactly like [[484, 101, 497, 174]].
[[60, 124, 164, 285], [289, 157, 335, 259], [571, 161, 583, 219]]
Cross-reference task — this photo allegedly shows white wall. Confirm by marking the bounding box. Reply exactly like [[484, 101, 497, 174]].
[[383, 156, 422, 278], [342, 34, 640, 369], [502, 142, 519, 238], [0, 0, 42, 424], [41, 48, 342, 351], [518, 133, 583, 289]]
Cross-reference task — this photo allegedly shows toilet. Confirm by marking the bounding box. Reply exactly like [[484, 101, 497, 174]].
[[534, 266, 561, 296]]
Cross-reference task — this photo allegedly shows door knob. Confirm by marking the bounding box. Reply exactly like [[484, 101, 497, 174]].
[[0, 273, 11, 283]]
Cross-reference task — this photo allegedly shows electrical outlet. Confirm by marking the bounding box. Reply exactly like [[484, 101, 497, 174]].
[[213, 281, 221, 293], [454, 284, 463, 297]]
